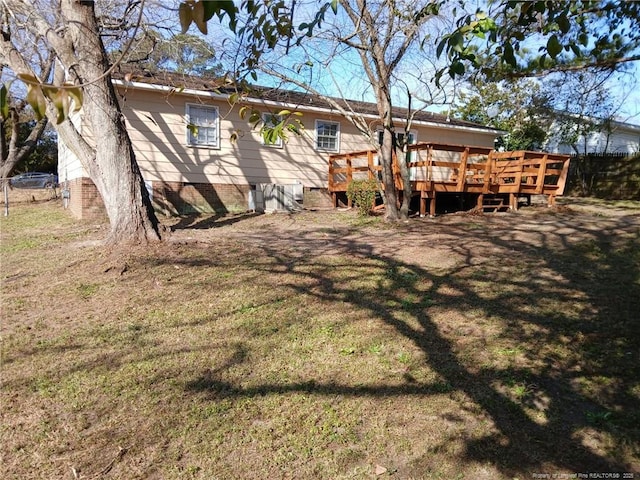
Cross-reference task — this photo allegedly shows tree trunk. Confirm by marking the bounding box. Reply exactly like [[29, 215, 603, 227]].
[[376, 88, 407, 221], [379, 125, 401, 221], [59, 0, 161, 244], [397, 145, 412, 219]]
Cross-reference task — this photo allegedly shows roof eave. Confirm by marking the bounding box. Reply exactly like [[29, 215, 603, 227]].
[[114, 79, 503, 137]]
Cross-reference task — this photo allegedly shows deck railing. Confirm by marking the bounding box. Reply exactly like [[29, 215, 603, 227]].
[[328, 142, 571, 213]]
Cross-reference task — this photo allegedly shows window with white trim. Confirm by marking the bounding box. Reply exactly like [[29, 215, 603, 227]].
[[262, 113, 283, 147], [186, 104, 220, 148], [315, 120, 340, 152]]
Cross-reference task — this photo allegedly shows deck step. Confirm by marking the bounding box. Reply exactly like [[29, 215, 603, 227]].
[[481, 195, 509, 212]]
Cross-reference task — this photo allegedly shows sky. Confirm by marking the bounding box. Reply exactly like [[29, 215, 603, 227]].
[[173, 0, 640, 126]]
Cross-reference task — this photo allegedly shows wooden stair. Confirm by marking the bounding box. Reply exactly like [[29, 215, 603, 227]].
[[479, 194, 509, 212]]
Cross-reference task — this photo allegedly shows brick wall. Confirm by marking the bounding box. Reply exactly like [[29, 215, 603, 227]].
[[65, 178, 334, 218], [303, 187, 334, 209], [154, 181, 250, 215], [63, 177, 107, 221]]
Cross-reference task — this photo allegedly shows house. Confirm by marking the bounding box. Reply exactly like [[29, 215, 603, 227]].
[[58, 70, 503, 219], [544, 115, 640, 156]]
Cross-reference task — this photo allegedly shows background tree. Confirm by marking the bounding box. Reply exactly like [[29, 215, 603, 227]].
[[542, 69, 620, 156], [543, 69, 631, 196], [452, 78, 551, 151], [114, 30, 225, 77]]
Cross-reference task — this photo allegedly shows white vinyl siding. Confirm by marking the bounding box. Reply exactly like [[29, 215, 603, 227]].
[[186, 104, 219, 148], [315, 120, 340, 152]]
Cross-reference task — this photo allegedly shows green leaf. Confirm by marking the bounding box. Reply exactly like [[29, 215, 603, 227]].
[[578, 33, 589, 46], [330, 0, 338, 14], [503, 42, 516, 66], [450, 32, 464, 53], [547, 34, 562, 58], [449, 61, 465, 77], [187, 123, 199, 138], [211, 0, 237, 29], [248, 111, 261, 124], [277, 109, 291, 116], [436, 37, 447, 58], [0, 84, 8, 120], [557, 13, 571, 34]]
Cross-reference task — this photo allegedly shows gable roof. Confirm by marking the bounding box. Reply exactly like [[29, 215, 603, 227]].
[[111, 68, 503, 135]]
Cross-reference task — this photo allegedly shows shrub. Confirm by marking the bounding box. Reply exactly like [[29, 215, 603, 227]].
[[346, 179, 378, 216]]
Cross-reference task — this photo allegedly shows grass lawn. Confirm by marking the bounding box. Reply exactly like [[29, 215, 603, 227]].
[[1, 196, 639, 479]]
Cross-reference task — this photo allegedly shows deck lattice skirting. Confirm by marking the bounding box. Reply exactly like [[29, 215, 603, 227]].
[[328, 143, 571, 216]]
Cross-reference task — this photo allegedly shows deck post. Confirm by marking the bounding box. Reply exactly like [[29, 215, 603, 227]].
[[477, 194, 484, 210], [456, 147, 469, 191], [420, 196, 427, 217], [483, 153, 494, 193], [535, 154, 548, 194], [556, 157, 571, 195], [430, 193, 436, 217], [509, 193, 518, 211]]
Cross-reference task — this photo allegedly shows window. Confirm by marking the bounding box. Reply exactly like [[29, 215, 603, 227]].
[[262, 113, 283, 147], [315, 120, 340, 152], [186, 104, 219, 148]]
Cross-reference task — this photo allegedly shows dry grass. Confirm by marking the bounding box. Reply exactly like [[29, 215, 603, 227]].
[[1, 194, 639, 479]]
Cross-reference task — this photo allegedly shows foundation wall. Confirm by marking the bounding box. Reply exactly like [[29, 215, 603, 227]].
[[66, 178, 334, 218]]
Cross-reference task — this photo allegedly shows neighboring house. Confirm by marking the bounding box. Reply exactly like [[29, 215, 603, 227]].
[[58, 70, 503, 219], [544, 115, 640, 155]]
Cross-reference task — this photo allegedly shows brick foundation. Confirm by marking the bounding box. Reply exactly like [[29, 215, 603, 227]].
[[303, 187, 334, 209], [64, 178, 333, 218], [62, 177, 107, 221], [154, 181, 250, 215]]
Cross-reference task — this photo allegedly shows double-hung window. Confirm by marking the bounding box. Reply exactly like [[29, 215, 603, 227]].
[[186, 104, 220, 148], [315, 120, 340, 152]]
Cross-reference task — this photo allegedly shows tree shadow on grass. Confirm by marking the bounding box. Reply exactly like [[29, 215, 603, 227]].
[[168, 211, 262, 231], [181, 210, 640, 476]]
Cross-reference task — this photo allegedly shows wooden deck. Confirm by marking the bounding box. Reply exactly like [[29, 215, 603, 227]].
[[328, 142, 571, 216]]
